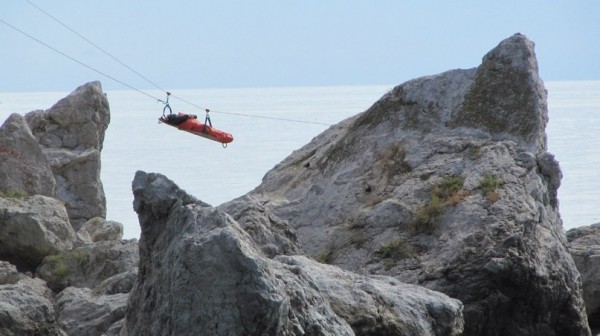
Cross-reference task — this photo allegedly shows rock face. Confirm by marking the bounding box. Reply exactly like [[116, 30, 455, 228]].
[[247, 33, 590, 335], [568, 224, 600, 330], [25, 81, 110, 230], [124, 171, 464, 336]]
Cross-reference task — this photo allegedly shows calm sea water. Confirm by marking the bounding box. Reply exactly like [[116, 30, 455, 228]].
[[0, 82, 598, 239]]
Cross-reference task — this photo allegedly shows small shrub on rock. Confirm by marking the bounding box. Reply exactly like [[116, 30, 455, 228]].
[[44, 255, 70, 279], [480, 174, 504, 203], [411, 194, 444, 234], [0, 189, 28, 198], [377, 239, 415, 260]]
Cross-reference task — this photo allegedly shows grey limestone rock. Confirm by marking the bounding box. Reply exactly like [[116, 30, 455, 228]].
[[247, 33, 590, 335], [450, 33, 548, 152], [78, 216, 124, 243], [93, 270, 137, 295], [123, 171, 464, 336], [219, 194, 303, 258], [0, 195, 76, 271], [56, 286, 128, 336], [0, 277, 67, 336], [568, 223, 600, 329], [25, 81, 110, 230], [0, 260, 26, 285]]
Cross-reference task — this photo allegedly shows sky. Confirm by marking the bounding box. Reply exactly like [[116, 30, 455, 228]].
[[1, 1, 599, 93]]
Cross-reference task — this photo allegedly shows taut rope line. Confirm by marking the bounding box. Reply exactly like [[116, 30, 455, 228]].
[[3, 3, 333, 126]]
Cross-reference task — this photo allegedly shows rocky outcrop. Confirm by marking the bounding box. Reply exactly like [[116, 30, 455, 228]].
[[568, 223, 600, 330], [25, 81, 110, 230], [247, 33, 590, 335], [124, 171, 464, 336], [449, 34, 548, 151], [0, 82, 134, 336], [0, 34, 593, 335]]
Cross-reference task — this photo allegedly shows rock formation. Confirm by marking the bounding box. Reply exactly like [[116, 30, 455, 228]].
[[0, 82, 134, 336], [124, 171, 464, 336], [0, 34, 594, 336], [245, 33, 590, 335], [25, 81, 110, 230]]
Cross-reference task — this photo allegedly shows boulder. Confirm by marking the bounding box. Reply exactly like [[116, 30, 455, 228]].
[[0, 195, 76, 271], [247, 33, 590, 335], [25, 81, 110, 230], [567, 223, 600, 329], [0, 277, 67, 336], [0, 260, 26, 285], [77, 217, 124, 243], [36, 239, 139, 292], [124, 171, 464, 336], [55, 286, 128, 336], [0, 113, 56, 197], [93, 270, 137, 295]]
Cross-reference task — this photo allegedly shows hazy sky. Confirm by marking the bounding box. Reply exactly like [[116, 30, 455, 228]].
[[1, 1, 599, 92]]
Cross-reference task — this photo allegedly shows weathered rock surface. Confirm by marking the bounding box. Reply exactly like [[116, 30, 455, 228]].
[[25, 81, 110, 230], [0, 277, 67, 336], [0, 113, 56, 197], [124, 171, 464, 336], [568, 223, 600, 330], [55, 286, 128, 336], [0, 34, 594, 336], [77, 216, 124, 243], [219, 194, 303, 258], [246, 33, 590, 335], [0, 195, 76, 271], [0, 82, 136, 336], [0, 261, 26, 285], [36, 239, 138, 292]]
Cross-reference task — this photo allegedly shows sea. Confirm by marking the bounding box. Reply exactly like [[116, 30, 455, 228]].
[[0, 82, 598, 239]]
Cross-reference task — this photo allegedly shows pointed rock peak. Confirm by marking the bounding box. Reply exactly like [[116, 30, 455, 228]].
[[451, 33, 548, 152], [1, 113, 33, 135], [40, 82, 110, 150], [132, 171, 208, 237], [484, 33, 539, 72]]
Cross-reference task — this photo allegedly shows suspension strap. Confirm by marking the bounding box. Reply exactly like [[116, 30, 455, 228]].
[[204, 109, 212, 127], [159, 92, 172, 117]]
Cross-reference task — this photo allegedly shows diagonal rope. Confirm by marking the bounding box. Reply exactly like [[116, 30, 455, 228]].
[[0, 17, 161, 102], [24, 0, 168, 94], [170, 94, 332, 126], [6, 3, 334, 126]]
